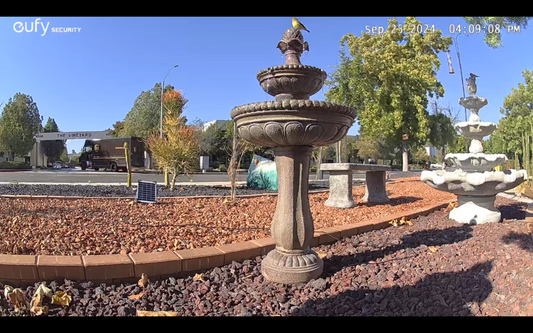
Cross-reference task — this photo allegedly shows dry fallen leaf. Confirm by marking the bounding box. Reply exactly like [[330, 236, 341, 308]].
[[223, 198, 237, 206], [242, 274, 254, 280], [400, 216, 413, 226], [137, 310, 179, 317], [317, 252, 327, 259], [4, 286, 29, 312], [30, 283, 53, 315], [193, 273, 204, 281], [128, 290, 146, 300], [447, 201, 458, 210], [35, 284, 53, 299], [138, 273, 149, 288], [428, 246, 439, 253], [51, 291, 72, 306], [195, 203, 204, 208], [527, 223, 533, 235], [389, 219, 400, 227]]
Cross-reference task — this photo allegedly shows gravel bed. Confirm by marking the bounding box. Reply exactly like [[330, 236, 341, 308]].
[[0, 179, 453, 255], [1, 196, 531, 316]]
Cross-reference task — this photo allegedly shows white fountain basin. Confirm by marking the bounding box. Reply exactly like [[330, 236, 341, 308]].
[[459, 96, 488, 110], [445, 153, 507, 172], [420, 168, 527, 197], [454, 121, 497, 138]]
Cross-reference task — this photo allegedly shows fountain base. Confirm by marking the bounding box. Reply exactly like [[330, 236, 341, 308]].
[[261, 248, 323, 284], [449, 195, 501, 224]]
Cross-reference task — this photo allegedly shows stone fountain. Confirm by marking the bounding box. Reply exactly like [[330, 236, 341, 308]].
[[230, 27, 356, 284], [421, 74, 527, 224]]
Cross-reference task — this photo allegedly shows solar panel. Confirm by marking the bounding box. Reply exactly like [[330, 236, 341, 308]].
[[136, 180, 158, 204]]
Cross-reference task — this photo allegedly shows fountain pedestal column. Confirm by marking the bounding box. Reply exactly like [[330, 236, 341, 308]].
[[449, 195, 500, 224], [261, 146, 323, 284]]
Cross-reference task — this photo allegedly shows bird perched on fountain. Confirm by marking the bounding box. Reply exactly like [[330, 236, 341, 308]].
[[466, 73, 479, 97], [292, 17, 310, 33]]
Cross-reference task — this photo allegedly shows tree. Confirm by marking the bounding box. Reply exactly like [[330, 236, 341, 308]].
[[119, 85, 188, 171], [146, 112, 199, 191], [59, 149, 69, 163], [427, 101, 458, 162], [163, 89, 188, 122], [107, 120, 125, 137], [199, 124, 230, 167], [225, 120, 256, 203], [326, 17, 452, 172], [41, 117, 65, 163], [355, 136, 381, 161], [463, 17, 532, 48], [0, 93, 43, 160], [412, 146, 430, 166], [496, 69, 533, 173], [119, 83, 177, 139]]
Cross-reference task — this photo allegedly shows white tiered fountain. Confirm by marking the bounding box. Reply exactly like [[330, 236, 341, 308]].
[[421, 74, 528, 224]]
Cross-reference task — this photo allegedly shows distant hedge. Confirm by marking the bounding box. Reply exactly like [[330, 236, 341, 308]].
[[0, 161, 30, 169]]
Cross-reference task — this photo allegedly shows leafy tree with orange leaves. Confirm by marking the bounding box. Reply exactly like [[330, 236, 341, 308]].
[[147, 110, 199, 190], [163, 89, 188, 123]]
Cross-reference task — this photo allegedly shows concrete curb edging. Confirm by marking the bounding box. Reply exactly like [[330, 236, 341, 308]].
[[0, 199, 454, 287]]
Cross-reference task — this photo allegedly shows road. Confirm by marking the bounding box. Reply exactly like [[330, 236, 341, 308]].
[[0, 168, 346, 185], [0, 168, 422, 185]]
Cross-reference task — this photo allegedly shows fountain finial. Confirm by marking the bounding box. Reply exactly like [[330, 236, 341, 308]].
[[277, 28, 309, 65], [466, 73, 479, 97]]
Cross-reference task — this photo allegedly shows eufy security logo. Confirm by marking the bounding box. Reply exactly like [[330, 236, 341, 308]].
[[13, 18, 81, 36]]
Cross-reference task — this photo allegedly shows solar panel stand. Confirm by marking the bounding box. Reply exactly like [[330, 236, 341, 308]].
[[136, 180, 158, 204]]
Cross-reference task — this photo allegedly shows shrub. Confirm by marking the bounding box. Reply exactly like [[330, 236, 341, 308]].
[[0, 161, 29, 169], [219, 164, 227, 172]]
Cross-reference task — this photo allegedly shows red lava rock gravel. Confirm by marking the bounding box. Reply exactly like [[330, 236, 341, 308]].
[[0, 179, 455, 255], [1, 196, 532, 316]]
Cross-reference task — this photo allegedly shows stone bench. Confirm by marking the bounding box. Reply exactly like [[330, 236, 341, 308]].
[[319, 163, 392, 209]]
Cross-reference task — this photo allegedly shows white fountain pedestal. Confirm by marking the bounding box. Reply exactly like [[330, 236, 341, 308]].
[[449, 195, 501, 224]]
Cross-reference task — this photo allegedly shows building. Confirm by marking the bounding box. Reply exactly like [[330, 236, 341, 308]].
[[425, 145, 438, 158], [203, 120, 229, 132]]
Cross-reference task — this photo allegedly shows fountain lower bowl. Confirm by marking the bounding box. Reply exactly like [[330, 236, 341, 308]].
[[420, 169, 527, 197], [257, 65, 327, 100], [230, 100, 356, 147], [445, 153, 507, 172]]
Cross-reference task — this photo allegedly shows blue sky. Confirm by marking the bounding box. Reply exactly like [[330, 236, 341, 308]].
[[1, 16, 532, 153]]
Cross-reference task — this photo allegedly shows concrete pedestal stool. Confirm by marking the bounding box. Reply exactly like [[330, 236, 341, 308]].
[[320, 163, 391, 209]]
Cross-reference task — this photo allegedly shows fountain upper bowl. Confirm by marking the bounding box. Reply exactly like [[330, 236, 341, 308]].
[[257, 65, 327, 100], [230, 100, 356, 147], [459, 96, 488, 110]]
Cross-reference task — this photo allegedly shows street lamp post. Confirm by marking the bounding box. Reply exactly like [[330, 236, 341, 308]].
[[160, 64, 179, 138], [449, 32, 470, 122], [447, 32, 470, 151]]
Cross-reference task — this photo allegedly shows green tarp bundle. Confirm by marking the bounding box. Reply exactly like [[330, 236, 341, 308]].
[[247, 154, 278, 190]]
